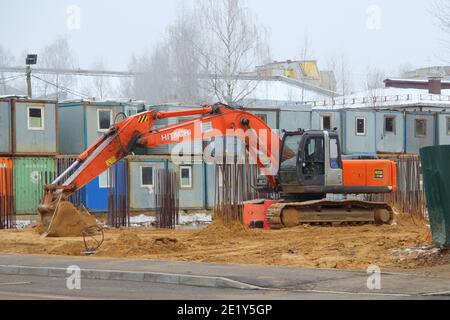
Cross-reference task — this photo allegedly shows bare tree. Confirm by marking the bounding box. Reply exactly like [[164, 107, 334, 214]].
[[125, 10, 204, 104], [166, 7, 206, 104], [194, 0, 271, 104], [325, 55, 339, 99], [395, 63, 414, 78], [85, 58, 112, 100], [298, 31, 314, 103], [365, 65, 387, 107], [431, 0, 450, 61], [336, 53, 353, 97], [38, 36, 78, 99], [324, 53, 353, 99], [0, 45, 15, 95], [129, 44, 174, 104]]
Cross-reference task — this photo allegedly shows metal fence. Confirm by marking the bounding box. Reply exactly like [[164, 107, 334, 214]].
[[214, 160, 260, 224], [56, 156, 85, 207], [366, 154, 427, 219], [155, 169, 179, 229], [107, 160, 130, 228]]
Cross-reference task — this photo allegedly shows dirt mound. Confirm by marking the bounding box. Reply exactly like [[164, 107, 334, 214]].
[[97, 231, 186, 257], [40, 201, 98, 238], [50, 241, 86, 256], [193, 219, 252, 239]]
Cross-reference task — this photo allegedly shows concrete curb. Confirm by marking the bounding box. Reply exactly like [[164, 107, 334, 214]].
[[0, 265, 262, 290]]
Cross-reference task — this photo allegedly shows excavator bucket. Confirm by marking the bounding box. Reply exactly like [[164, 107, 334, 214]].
[[38, 191, 98, 238]]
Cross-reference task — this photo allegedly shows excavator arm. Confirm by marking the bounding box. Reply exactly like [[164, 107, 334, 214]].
[[39, 103, 281, 216]]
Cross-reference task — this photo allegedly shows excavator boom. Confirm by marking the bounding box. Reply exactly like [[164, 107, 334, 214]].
[[38, 103, 281, 226]]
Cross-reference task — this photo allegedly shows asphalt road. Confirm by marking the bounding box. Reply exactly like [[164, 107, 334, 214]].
[[2, 254, 450, 300], [0, 274, 428, 300]]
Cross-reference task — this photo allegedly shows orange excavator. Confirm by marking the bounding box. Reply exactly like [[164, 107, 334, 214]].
[[38, 103, 396, 232]]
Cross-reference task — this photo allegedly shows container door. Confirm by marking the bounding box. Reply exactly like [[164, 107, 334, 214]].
[[14, 157, 56, 214]]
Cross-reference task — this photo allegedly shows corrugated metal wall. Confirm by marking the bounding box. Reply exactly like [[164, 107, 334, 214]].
[[0, 100, 12, 154], [14, 101, 58, 155], [0, 158, 15, 228], [14, 157, 56, 214]]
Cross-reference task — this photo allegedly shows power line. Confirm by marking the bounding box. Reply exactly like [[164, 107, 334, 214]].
[[0, 74, 26, 85], [32, 75, 91, 99], [0, 66, 136, 78]]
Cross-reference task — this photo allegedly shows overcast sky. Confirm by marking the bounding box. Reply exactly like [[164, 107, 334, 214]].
[[0, 0, 446, 84]]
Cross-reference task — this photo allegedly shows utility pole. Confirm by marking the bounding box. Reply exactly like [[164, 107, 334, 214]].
[[25, 54, 37, 98], [26, 65, 32, 98]]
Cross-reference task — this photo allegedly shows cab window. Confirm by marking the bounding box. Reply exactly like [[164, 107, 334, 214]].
[[330, 138, 341, 169]]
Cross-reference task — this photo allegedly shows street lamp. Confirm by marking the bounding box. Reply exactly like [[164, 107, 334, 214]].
[[25, 54, 37, 98]]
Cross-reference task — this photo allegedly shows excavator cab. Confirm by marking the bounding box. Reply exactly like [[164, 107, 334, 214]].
[[280, 130, 343, 185], [261, 129, 343, 201]]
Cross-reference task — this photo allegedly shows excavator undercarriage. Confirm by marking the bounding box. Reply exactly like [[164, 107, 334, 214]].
[[266, 199, 394, 229]]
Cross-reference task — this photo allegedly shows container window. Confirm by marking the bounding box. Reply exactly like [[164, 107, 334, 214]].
[[141, 166, 154, 187], [356, 117, 366, 136], [447, 117, 450, 135], [415, 119, 427, 137], [180, 166, 192, 189], [125, 107, 138, 117], [384, 116, 396, 134], [27, 106, 44, 130], [98, 109, 112, 132], [321, 115, 331, 130], [99, 169, 111, 188], [254, 114, 268, 123]]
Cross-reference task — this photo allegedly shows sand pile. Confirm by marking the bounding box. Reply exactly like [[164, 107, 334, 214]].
[[192, 219, 252, 240], [50, 241, 86, 255], [39, 201, 98, 237], [97, 231, 186, 257]]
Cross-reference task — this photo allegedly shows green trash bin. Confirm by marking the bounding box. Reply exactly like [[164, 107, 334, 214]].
[[420, 145, 450, 247]]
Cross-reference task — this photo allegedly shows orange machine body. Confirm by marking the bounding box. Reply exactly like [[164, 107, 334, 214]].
[[242, 200, 279, 229], [342, 160, 397, 192], [0, 158, 13, 197]]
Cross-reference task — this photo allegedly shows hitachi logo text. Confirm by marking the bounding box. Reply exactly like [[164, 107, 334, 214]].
[[161, 129, 192, 142]]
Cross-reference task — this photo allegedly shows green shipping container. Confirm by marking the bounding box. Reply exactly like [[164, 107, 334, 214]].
[[14, 157, 56, 214], [420, 145, 450, 247]]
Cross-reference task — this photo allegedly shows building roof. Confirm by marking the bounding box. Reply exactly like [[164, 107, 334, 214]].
[[58, 98, 146, 107], [310, 87, 450, 111], [242, 99, 312, 112], [230, 75, 337, 103], [0, 95, 57, 104]]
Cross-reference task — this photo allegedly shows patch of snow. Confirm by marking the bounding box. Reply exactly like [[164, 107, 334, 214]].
[[129, 214, 156, 227], [178, 212, 212, 225], [128, 212, 212, 228], [14, 220, 32, 229], [391, 245, 440, 261]]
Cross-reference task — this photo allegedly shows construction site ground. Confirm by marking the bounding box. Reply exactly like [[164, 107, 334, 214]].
[[2, 213, 449, 273]]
